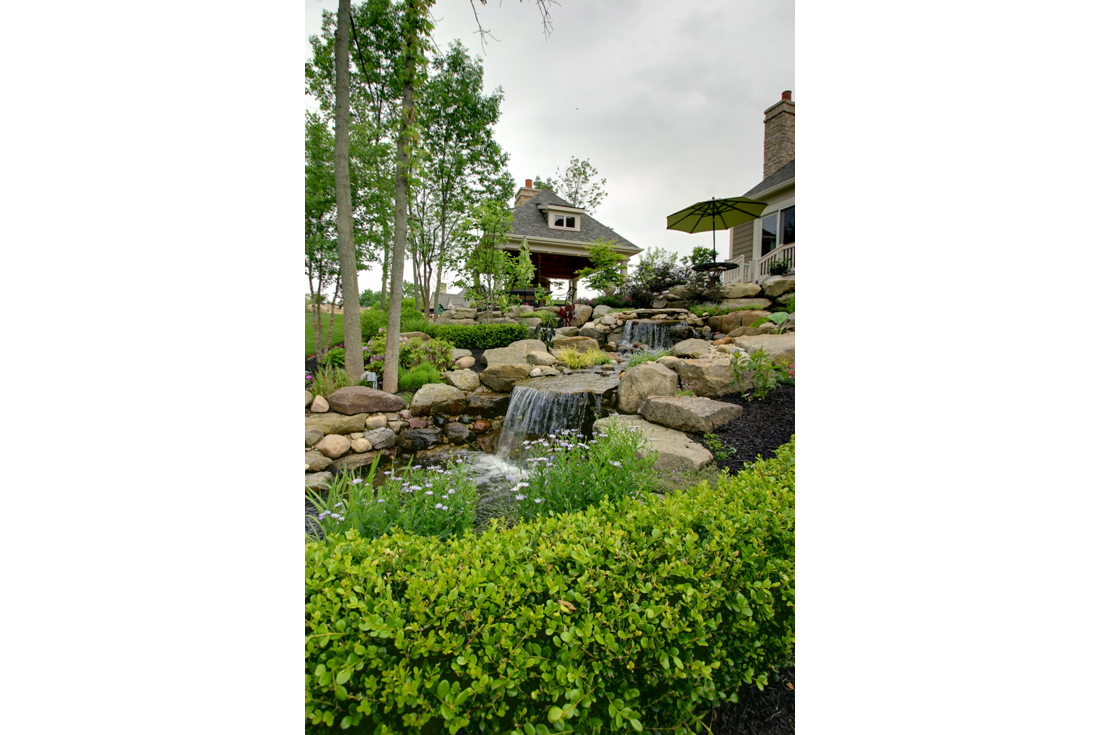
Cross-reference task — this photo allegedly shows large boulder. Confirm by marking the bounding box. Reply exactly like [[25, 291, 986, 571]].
[[578, 326, 607, 345], [305, 472, 333, 491], [410, 383, 467, 417], [667, 284, 691, 298], [316, 434, 351, 459], [638, 395, 743, 434], [551, 335, 599, 353], [556, 326, 579, 337], [326, 386, 407, 415], [670, 338, 712, 359], [719, 282, 761, 299], [617, 362, 680, 414], [760, 276, 795, 298], [304, 450, 333, 472], [362, 427, 396, 449], [482, 339, 549, 367], [304, 412, 366, 436], [466, 392, 511, 418], [479, 364, 532, 393], [403, 427, 443, 451], [526, 351, 558, 366], [571, 303, 593, 326], [444, 422, 470, 442], [442, 368, 481, 392], [447, 307, 477, 319], [436, 317, 477, 325], [673, 357, 739, 398], [592, 304, 612, 318], [328, 450, 382, 473], [450, 348, 473, 363], [718, 298, 772, 311], [732, 333, 795, 363], [594, 415, 713, 472], [707, 310, 771, 334]]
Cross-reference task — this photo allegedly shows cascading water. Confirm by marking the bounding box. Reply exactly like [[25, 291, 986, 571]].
[[495, 373, 620, 459], [620, 320, 688, 351]]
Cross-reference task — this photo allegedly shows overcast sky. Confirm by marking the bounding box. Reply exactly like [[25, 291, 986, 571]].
[[305, 0, 794, 298]]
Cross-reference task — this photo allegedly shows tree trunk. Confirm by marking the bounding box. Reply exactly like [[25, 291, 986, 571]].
[[384, 5, 418, 393], [324, 281, 340, 354], [380, 240, 389, 313], [308, 265, 324, 359], [335, 0, 364, 383]]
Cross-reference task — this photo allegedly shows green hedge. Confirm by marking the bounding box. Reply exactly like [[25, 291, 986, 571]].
[[424, 322, 529, 349], [304, 439, 795, 733]]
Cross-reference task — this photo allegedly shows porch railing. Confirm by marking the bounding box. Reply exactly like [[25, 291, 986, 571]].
[[756, 243, 795, 280], [721, 255, 754, 284]]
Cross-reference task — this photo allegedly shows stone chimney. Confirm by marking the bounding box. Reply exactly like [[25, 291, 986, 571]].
[[763, 91, 795, 179], [514, 178, 537, 208]]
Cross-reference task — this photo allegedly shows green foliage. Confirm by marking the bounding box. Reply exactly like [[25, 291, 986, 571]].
[[363, 334, 454, 374], [555, 346, 612, 369], [309, 365, 353, 399], [783, 294, 795, 313], [674, 388, 695, 397], [532, 156, 608, 214], [702, 433, 733, 461], [730, 349, 788, 400], [510, 423, 656, 520], [397, 363, 444, 392], [359, 304, 435, 342], [625, 349, 671, 368], [530, 310, 559, 327], [319, 347, 346, 370], [304, 439, 796, 733], [358, 289, 382, 309], [576, 239, 627, 295], [308, 455, 477, 543], [768, 260, 791, 276], [424, 323, 528, 349]]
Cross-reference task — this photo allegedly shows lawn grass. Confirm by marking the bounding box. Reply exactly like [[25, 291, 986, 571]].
[[306, 311, 344, 356]]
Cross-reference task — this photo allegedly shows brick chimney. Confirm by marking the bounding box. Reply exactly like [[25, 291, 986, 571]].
[[763, 91, 795, 179], [514, 178, 537, 208]]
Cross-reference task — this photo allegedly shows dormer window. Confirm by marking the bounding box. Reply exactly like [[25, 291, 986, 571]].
[[544, 203, 584, 231]]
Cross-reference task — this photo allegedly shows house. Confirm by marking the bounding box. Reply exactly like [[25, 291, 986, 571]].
[[725, 91, 795, 283], [502, 182, 642, 301]]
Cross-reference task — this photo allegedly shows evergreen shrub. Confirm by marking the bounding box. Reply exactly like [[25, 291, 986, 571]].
[[425, 323, 528, 349], [304, 440, 795, 733]]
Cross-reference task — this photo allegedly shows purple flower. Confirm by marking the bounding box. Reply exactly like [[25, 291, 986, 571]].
[[425, 490, 434, 496], [442, 506, 448, 511], [435, 503, 443, 509]]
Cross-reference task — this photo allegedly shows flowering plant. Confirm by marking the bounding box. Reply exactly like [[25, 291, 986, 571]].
[[509, 422, 657, 521], [307, 455, 477, 542]]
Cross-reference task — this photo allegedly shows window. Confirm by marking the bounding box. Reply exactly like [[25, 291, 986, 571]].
[[545, 206, 580, 229], [760, 205, 794, 256]]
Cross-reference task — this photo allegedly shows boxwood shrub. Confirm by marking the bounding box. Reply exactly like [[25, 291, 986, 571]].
[[305, 439, 795, 733], [424, 322, 529, 349]]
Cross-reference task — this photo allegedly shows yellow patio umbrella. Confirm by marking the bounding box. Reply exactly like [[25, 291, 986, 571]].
[[666, 196, 768, 270]]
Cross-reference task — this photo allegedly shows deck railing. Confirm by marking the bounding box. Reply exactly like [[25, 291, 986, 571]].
[[756, 243, 795, 280], [721, 255, 754, 284]]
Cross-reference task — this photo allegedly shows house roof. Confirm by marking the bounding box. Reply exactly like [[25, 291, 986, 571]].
[[743, 159, 795, 199], [508, 188, 641, 253]]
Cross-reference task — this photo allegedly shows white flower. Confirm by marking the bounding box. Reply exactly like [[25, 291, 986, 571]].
[[534, 499, 543, 504], [425, 490, 434, 496], [516, 494, 527, 501], [351, 478, 363, 485], [435, 503, 443, 509]]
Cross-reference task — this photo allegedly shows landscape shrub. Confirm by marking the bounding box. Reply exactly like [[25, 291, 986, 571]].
[[363, 335, 455, 375], [308, 456, 477, 542], [556, 346, 612, 370], [424, 323, 528, 349], [397, 363, 443, 393], [304, 439, 796, 733], [359, 303, 435, 341], [730, 349, 789, 400]]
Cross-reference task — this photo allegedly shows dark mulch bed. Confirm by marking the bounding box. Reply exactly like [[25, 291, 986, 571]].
[[700, 382, 795, 474], [708, 665, 795, 735]]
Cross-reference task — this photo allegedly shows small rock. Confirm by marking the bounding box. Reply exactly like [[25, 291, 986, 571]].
[[309, 395, 330, 413], [365, 414, 388, 430], [350, 438, 373, 453], [670, 339, 712, 359], [305, 472, 333, 491], [363, 427, 397, 449], [408, 417, 430, 429], [470, 419, 491, 433], [454, 356, 476, 370], [349, 432, 364, 440], [305, 390, 313, 408], [305, 428, 323, 448], [305, 450, 332, 472], [444, 422, 470, 442]]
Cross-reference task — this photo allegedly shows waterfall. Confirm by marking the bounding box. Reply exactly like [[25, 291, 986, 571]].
[[496, 386, 603, 458], [621, 320, 686, 351]]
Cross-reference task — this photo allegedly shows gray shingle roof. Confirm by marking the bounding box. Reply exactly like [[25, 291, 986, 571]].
[[508, 189, 640, 251], [743, 159, 795, 199]]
